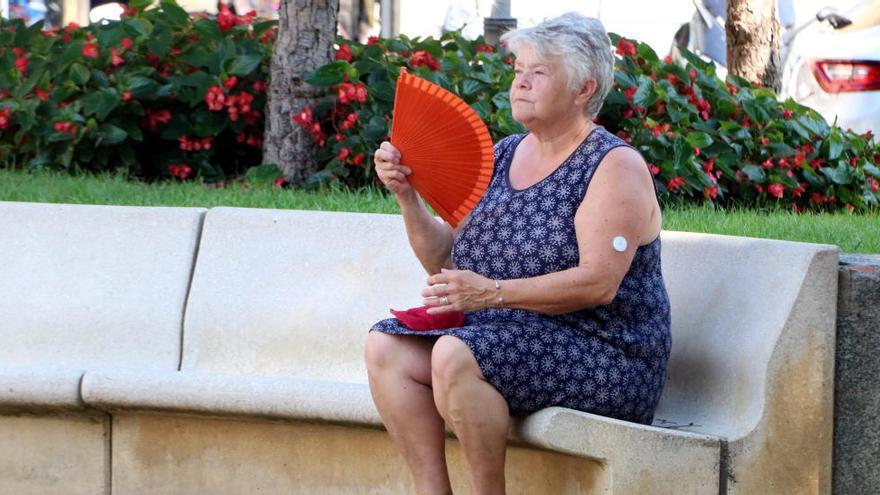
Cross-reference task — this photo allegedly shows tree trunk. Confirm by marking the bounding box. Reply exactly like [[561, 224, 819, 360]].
[[264, 0, 339, 184], [726, 0, 781, 92]]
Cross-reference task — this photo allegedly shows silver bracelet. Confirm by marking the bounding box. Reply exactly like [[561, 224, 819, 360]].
[[494, 280, 504, 308]]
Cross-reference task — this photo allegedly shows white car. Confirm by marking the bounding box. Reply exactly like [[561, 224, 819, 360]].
[[780, 1, 880, 134]]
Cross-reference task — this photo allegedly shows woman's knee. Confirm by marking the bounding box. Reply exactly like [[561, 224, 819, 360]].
[[364, 331, 433, 384], [431, 335, 480, 386]]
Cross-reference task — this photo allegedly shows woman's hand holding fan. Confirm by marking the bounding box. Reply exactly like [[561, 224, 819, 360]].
[[374, 142, 415, 199]]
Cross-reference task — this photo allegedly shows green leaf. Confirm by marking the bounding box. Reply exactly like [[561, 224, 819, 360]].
[[686, 132, 713, 149], [96, 124, 128, 145], [226, 54, 262, 76], [146, 25, 173, 57], [821, 161, 853, 185], [864, 163, 880, 179], [740, 164, 766, 182], [82, 89, 120, 120], [160, 0, 190, 27], [123, 17, 153, 37], [305, 61, 348, 87], [70, 63, 91, 85], [362, 115, 388, 141], [194, 18, 223, 41], [245, 163, 283, 186], [632, 76, 655, 108], [828, 131, 843, 160], [126, 76, 159, 98]]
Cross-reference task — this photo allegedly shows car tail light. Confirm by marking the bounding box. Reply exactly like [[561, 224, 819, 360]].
[[812, 60, 880, 93]]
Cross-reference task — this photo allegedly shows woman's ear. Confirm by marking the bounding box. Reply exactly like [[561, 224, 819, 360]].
[[575, 79, 598, 109]]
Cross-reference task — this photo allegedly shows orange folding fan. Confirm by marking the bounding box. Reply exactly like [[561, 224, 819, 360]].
[[391, 70, 494, 228]]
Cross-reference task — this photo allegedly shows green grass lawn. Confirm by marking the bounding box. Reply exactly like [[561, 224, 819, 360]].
[[2, 167, 877, 254]]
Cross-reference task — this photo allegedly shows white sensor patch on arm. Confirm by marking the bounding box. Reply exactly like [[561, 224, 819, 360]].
[[612, 236, 628, 252]]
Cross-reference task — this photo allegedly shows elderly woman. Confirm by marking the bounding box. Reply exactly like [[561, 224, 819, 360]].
[[364, 11, 671, 495]]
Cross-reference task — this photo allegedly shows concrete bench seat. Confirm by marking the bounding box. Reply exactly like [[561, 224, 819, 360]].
[[0, 202, 839, 494]]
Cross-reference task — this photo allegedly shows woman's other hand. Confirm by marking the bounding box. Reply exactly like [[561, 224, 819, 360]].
[[374, 141, 414, 199], [422, 268, 496, 314]]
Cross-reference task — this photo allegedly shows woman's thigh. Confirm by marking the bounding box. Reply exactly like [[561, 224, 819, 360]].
[[364, 330, 437, 386]]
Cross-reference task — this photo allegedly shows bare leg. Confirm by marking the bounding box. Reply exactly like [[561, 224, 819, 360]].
[[364, 331, 452, 495], [431, 335, 510, 495]]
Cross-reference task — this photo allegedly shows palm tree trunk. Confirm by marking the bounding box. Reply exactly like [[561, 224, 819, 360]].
[[264, 0, 339, 184], [726, 0, 781, 92]]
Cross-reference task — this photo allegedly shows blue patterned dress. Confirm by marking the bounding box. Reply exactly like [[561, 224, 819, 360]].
[[369, 126, 672, 425]]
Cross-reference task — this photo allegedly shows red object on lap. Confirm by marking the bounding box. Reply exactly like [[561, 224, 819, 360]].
[[389, 305, 465, 331]]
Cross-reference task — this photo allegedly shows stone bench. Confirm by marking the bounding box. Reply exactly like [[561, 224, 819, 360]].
[[0, 201, 839, 494]]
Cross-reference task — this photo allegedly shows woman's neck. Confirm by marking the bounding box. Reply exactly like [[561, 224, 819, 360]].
[[528, 114, 595, 158]]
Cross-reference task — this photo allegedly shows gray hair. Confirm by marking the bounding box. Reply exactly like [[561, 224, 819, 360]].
[[500, 12, 614, 117]]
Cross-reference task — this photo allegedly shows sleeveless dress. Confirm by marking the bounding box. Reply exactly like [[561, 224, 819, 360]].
[[369, 126, 672, 425]]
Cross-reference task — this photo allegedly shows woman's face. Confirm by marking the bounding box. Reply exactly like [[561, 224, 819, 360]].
[[509, 43, 578, 127]]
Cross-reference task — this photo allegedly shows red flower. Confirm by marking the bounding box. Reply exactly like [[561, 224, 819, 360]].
[[217, 4, 239, 32], [205, 85, 227, 111], [121, 91, 132, 101], [352, 153, 364, 166], [121, 37, 133, 50], [761, 159, 773, 169], [689, 69, 697, 79], [168, 163, 192, 179], [615, 38, 637, 57], [335, 44, 352, 62], [725, 82, 739, 95], [665, 74, 679, 86], [336, 82, 368, 104], [850, 156, 860, 167], [53, 121, 77, 136], [651, 123, 670, 138], [768, 183, 785, 198], [35, 87, 50, 100], [367, 36, 380, 46], [663, 55, 672, 64], [702, 157, 715, 173], [223, 76, 238, 90], [252, 81, 266, 93], [476, 43, 494, 54], [667, 176, 686, 191], [410, 50, 440, 71], [704, 186, 718, 200], [141, 109, 171, 132], [870, 178, 879, 192], [693, 147, 701, 157], [760, 136, 770, 146], [178, 135, 213, 151], [695, 98, 711, 120], [110, 49, 125, 67], [0, 108, 11, 130], [15, 55, 28, 76], [121, 5, 137, 17], [82, 43, 98, 59], [292, 107, 313, 126], [623, 86, 637, 102], [274, 177, 287, 186], [782, 109, 793, 119], [648, 163, 660, 176], [337, 146, 351, 161]]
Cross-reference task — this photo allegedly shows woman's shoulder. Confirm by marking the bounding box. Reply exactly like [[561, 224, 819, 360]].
[[493, 133, 527, 160]]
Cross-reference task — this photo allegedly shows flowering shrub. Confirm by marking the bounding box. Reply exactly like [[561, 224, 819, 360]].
[[291, 32, 523, 187], [295, 32, 878, 212], [0, 0, 277, 181], [601, 35, 879, 212]]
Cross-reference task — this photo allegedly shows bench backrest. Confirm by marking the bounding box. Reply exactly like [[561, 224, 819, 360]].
[[656, 231, 837, 437], [180, 207, 838, 437], [180, 208, 425, 382], [0, 202, 205, 372]]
